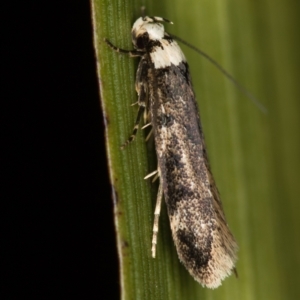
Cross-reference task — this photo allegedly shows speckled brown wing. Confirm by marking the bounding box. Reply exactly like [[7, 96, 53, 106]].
[[148, 59, 238, 288]]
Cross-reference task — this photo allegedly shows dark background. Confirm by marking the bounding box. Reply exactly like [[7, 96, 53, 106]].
[[3, 1, 119, 298]]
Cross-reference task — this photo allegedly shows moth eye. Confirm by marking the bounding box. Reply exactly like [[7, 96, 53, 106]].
[[136, 32, 149, 49]]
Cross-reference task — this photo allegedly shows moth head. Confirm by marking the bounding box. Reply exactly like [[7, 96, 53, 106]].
[[131, 16, 169, 51]]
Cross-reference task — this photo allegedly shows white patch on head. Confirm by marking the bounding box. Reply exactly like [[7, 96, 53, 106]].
[[132, 16, 186, 69]]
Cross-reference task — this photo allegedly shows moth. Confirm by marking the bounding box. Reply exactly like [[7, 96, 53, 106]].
[[105, 14, 238, 289]]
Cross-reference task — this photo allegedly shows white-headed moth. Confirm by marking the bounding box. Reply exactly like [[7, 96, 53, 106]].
[[105, 13, 238, 289]]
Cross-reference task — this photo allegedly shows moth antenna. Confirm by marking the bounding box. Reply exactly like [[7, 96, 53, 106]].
[[141, 6, 146, 18], [140, 7, 173, 24], [150, 16, 173, 24], [170, 34, 267, 114]]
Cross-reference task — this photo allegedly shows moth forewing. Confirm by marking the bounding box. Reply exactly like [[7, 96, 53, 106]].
[[105, 14, 238, 289]]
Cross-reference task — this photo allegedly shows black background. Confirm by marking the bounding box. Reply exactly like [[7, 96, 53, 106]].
[[3, 1, 119, 298]]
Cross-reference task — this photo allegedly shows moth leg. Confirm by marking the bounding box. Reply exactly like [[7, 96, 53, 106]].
[[144, 169, 159, 182], [145, 127, 153, 142], [104, 39, 144, 57], [144, 170, 158, 180], [120, 105, 144, 149], [151, 172, 159, 183], [141, 122, 151, 130], [143, 105, 150, 124], [121, 86, 147, 149], [152, 177, 163, 258], [143, 102, 152, 142]]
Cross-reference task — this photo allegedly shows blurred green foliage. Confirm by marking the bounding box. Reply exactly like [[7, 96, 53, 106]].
[[91, 0, 300, 299]]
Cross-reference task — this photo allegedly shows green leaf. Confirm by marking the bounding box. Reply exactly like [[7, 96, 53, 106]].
[[91, 0, 300, 299]]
